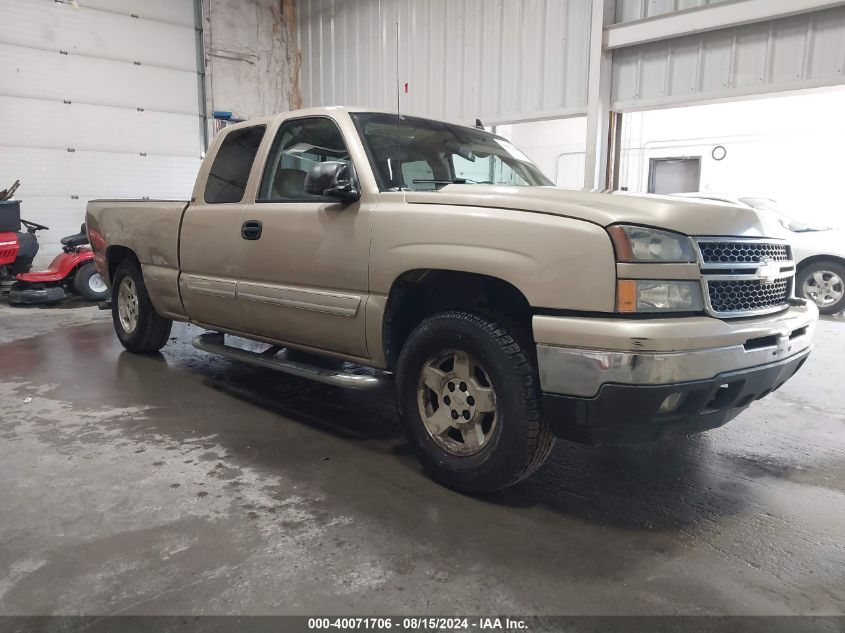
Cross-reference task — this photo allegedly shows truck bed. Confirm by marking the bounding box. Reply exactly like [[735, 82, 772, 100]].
[[86, 199, 189, 318]]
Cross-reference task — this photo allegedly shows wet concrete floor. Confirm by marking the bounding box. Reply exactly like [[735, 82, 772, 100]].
[[0, 302, 843, 616]]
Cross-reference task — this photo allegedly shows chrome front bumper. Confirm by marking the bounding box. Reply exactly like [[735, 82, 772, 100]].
[[537, 309, 816, 398]]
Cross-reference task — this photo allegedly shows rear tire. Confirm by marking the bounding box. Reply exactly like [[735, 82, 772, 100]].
[[396, 311, 554, 493], [74, 262, 109, 301], [111, 259, 172, 353]]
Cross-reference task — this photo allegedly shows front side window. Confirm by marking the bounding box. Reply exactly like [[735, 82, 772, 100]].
[[350, 112, 552, 192], [258, 117, 352, 201], [204, 125, 266, 204]]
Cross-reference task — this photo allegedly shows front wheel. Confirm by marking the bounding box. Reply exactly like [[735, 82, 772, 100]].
[[73, 261, 109, 301], [111, 260, 172, 353], [396, 311, 554, 493], [797, 261, 845, 315]]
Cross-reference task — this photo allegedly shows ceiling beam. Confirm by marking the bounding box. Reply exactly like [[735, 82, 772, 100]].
[[604, 0, 845, 50]]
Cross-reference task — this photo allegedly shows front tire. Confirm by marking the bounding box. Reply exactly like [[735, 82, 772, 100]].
[[797, 261, 845, 315], [396, 311, 554, 493], [111, 260, 172, 353], [74, 261, 109, 301]]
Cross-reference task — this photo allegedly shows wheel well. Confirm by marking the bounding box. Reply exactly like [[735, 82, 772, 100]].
[[382, 270, 534, 370], [105, 245, 139, 284], [797, 254, 845, 274]]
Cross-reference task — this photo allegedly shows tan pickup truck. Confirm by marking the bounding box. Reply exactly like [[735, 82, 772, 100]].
[[86, 106, 818, 492]]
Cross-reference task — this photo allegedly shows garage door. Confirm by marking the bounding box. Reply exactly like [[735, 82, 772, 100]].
[[0, 0, 203, 262]]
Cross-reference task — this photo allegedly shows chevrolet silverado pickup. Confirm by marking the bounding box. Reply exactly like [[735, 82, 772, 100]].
[[86, 107, 818, 493]]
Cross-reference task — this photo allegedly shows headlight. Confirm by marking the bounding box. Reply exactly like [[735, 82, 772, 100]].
[[607, 225, 695, 263], [617, 280, 704, 313]]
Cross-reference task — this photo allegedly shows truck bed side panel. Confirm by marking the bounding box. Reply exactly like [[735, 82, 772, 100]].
[[86, 199, 189, 320]]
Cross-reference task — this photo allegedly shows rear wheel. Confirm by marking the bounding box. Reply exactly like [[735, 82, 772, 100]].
[[396, 311, 554, 493], [73, 261, 109, 301], [797, 261, 845, 315], [111, 260, 172, 353]]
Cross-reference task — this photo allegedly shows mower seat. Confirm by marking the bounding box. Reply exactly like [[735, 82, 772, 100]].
[[61, 224, 89, 248]]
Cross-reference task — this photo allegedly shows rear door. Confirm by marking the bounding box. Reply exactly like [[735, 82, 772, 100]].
[[236, 115, 373, 358], [179, 124, 266, 330]]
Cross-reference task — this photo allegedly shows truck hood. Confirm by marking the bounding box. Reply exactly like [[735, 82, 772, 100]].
[[405, 185, 789, 238]]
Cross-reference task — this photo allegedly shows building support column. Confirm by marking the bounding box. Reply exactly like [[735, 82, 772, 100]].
[[584, 0, 616, 191]]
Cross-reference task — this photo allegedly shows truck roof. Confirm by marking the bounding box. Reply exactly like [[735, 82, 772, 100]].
[[222, 106, 486, 134]]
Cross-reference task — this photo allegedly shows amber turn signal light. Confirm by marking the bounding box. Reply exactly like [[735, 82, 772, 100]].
[[617, 280, 637, 313], [607, 225, 634, 262]]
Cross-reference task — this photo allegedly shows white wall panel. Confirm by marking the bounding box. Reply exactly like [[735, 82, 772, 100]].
[[298, 0, 593, 125], [614, 0, 733, 24], [0, 96, 200, 157], [611, 5, 845, 109], [0, 0, 200, 263], [0, 0, 196, 71], [0, 151, 199, 254], [0, 149, 200, 200], [80, 0, 196, 27], [0, 44, 198, 115]]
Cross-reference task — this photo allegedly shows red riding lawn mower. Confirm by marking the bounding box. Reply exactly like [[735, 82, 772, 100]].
[[0, 182, 109, 305]]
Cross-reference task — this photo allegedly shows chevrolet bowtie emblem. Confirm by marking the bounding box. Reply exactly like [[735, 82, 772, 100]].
[[757, 257, 781, 284]]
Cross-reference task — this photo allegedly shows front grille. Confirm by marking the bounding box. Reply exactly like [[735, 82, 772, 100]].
[[695, 237, 794, 318], [698, 241, 790, 264], [708, 279, 790, 313]]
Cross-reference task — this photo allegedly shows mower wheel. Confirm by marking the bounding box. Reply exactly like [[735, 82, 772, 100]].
[[74, 262, 109, 301]]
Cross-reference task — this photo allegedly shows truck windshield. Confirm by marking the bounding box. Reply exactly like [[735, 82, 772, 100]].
[[351, 112, 553, 192]]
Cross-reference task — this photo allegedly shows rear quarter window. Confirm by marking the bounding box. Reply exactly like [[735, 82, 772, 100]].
[[204, 126, 266, 204]]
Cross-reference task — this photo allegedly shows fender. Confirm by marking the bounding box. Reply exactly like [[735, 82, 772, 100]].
[[16, 248, 94, 283]]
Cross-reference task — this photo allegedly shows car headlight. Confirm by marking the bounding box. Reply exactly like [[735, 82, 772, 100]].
[[617, 280, 704, 313], [607, 225, 696, 263]]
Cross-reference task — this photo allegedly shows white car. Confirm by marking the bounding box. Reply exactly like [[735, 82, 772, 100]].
[[674, 194, 845, 315]]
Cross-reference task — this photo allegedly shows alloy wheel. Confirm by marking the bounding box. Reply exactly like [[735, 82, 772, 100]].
[[117, 277, 139, 333], [803, 270, 844, 308], [416, 349, 498, 456]]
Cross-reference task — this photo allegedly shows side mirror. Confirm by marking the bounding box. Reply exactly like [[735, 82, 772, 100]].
[[304, 162, 360, 203]]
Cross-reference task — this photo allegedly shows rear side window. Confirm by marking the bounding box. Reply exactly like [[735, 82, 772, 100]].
[[204, 126, 266, 203]]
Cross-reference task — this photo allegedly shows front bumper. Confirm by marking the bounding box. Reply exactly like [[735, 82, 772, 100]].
[[535, 300, 817, 445], [542, 349, 810, 445]]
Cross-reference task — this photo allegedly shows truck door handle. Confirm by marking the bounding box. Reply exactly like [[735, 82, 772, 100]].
[[241, 220, 262, 240]]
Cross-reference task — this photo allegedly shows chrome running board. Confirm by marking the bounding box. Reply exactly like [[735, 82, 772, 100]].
[[192, 332, 389, 390]]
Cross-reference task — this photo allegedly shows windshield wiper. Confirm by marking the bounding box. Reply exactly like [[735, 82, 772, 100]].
[[412, 178, 480, 185]]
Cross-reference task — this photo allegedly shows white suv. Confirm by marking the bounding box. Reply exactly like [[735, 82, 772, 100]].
[[674, 194, 845, 315]]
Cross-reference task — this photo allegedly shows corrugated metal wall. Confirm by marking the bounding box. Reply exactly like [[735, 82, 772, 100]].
[[298, 0, 593, 125], [611, 5, 845, 110], [613, 0, 732, 24]]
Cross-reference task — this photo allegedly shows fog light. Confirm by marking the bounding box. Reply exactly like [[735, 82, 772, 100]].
[[658, 392, 686, 414]]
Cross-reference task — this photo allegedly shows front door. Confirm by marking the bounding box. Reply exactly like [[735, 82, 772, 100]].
[[237, 115, 372, 358], [180, 124, 266, 331]]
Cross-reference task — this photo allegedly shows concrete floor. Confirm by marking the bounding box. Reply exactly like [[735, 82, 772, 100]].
[[0, 301, 843, 617]]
